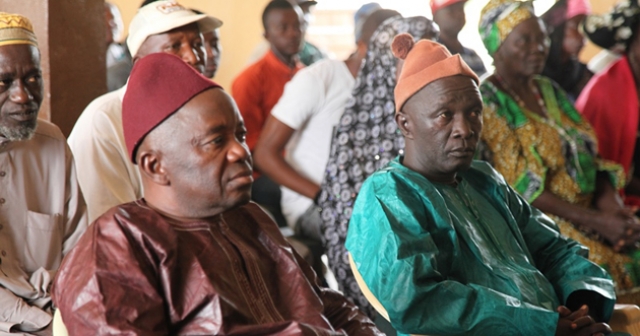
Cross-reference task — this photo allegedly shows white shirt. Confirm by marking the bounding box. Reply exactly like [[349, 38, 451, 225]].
[[271, 59, 355, 226], [68, 86, 143, 223], [0, 120, 88, 333]]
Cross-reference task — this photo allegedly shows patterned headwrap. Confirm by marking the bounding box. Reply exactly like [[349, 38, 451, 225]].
[[317, 14, 437, 317], [479, 0, 535, 56], [0, 12, 37, 47], [582, 0, 640, 54]]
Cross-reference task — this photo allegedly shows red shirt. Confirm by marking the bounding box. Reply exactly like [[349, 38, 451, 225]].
[[232, 50, 303, 152]]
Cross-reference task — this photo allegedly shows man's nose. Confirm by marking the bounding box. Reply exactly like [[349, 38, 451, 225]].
[[182, 45, 203, 67], [452, 115, 474, 139], [228, 139, 251, 162], [9, 80, 32, 104]]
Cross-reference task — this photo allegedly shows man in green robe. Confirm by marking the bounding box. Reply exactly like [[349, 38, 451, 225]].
[[346, 36, 616, 335]]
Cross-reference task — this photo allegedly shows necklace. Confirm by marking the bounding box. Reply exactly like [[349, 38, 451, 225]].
[[493, 72, 585, 178], [494, 72, 547, 117]]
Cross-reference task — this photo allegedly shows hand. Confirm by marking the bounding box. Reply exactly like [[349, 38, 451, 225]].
[[589, 210, 640, 252], [555, 305, 612, 336]]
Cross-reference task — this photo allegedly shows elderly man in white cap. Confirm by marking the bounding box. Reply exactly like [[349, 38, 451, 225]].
[[0, 12, 88, 335], [68, 1, 222, 223]]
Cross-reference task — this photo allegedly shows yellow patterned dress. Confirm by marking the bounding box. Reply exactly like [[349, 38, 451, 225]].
[[480, 76, 640, 304]]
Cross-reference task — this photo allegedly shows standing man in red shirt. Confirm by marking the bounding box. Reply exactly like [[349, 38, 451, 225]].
[[232, 0, 304, 226]]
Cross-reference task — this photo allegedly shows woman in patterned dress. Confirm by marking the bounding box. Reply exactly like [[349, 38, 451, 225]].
[[317, 15, 439, 314], [478, 0, 640, 303]]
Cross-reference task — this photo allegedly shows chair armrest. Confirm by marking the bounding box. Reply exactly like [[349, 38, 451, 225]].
[[609, 304, 640, 335]]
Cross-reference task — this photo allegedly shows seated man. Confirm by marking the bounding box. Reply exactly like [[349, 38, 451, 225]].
[[254, 8, 400, 236], [68, 0, 222, 222], [52, 53, 382, 335], [0, 13, 88, 334], [346, 35, 616, 335]]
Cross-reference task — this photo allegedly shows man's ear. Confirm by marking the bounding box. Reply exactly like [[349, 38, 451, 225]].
[[395, 111, 413, 140], [138, 149, 170, 186]]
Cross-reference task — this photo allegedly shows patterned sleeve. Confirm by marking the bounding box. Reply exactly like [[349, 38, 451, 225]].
[[480, 84, 547, 202], [552, 79, 627, 190]]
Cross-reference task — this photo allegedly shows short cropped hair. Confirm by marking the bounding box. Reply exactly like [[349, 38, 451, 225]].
[[262, 0, 296, 31], [358, 9, 401, 44]]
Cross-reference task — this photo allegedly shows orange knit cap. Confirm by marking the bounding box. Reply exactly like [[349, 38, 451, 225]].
[[392, 34, 479, 112]]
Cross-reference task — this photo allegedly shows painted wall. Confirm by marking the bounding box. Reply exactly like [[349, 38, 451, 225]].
[[111, 0, 271, 89]]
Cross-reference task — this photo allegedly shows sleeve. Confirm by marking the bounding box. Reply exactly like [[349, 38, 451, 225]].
[[232, 68, 265, 151], [285, 227, 382, 335], [345, 173, 561, 335], [62, 142, 88, 256], [0, 287, 52, 333], [480, 98, 547, 202], [68, 104, 141, 223], [502, 177, 616, 321], [270, 68, 323, 131], [52, 215, 168, 336]]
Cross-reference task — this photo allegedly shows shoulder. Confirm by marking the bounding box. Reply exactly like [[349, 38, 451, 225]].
[[233, 58, 268, 86], [91, 201, 179, 248], [359, 159, 432, 199], [70, 89, 123, 133], [33, 119, 65, 143]]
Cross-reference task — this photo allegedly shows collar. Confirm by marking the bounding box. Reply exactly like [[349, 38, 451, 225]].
[[264, 49, 302, 74]]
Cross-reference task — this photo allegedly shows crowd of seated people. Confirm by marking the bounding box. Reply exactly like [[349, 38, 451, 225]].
[[3, 0, 640, 334]]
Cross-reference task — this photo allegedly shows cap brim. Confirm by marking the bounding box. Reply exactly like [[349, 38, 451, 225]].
[[128, 13, 207, 57], [198, 16, 223, 32]]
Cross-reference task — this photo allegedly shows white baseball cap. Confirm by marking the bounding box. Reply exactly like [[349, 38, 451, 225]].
[[127, 1, 223, 57]]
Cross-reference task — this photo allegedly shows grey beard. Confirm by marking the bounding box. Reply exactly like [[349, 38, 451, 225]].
[[0, 120, 37, 141]]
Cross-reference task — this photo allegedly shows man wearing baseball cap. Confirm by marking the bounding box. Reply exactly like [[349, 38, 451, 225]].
[[68, 1, 222, 223], [431, 0, 486, 77], [53, 53, 382, 335]]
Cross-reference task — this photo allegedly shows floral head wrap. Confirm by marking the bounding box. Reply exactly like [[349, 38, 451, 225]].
[[583, 0, 640, 54], [479, 0, 535, 56]]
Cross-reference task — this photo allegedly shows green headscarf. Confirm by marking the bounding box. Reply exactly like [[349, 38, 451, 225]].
[[479, 0, 536, 56]]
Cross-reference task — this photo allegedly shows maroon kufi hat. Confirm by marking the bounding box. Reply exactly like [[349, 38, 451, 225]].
[[123, 53, 221, 163]]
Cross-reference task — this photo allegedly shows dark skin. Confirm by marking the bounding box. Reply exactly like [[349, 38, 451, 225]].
[[398, 75, 611, 335], [202, 29, 221, 78], [624, 25, 640, 198], [490, 17, 640, 251], [558, 14, 593, 97], [396, 76, 482, 183], [254, 29, 440, 199], [433, 1, 466, 54], [138, 88, 252, 220], [134, 22, 206, 74], [263, 7, 303, 67], [0, 44, 43, 141]]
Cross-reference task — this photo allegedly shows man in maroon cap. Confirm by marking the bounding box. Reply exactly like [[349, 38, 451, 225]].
[[52, 53, 382, 335]]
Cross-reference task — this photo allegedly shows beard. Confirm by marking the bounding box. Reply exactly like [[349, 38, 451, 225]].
[[0, 119, 37, 141]]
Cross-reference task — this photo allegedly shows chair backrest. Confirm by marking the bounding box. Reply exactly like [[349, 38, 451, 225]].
[[348, 253, 428, 336], [53, 309, 69, 336], [348, 253, 391, 321]]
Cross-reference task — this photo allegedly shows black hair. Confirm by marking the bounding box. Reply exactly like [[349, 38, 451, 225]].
[[140, 0, 159, 8], [262, 0, 296, 31], [358, 9, 401, 44]]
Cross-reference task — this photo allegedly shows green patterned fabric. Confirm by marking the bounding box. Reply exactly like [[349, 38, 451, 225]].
[[346, 158, 616, 336], [480, 76, 624, 200]]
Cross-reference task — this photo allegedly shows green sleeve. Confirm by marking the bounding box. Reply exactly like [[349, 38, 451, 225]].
[[502, 178, 616, 321], [346, 172, 560, 336]]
